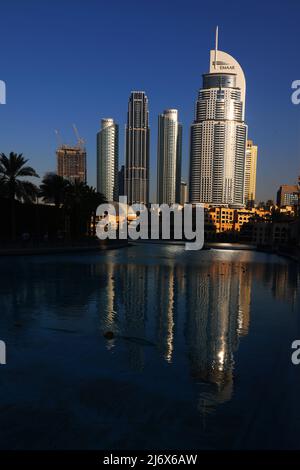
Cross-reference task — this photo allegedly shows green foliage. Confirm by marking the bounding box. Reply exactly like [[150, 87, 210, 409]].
[[0, 152, 39, 203], [0, 153, 107, 241]]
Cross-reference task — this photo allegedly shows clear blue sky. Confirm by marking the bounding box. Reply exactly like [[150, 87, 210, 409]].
[[0, 0, 299, 202]]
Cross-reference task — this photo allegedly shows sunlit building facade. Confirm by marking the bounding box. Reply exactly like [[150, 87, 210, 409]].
[[97, 118, 119, 201], [157, 109, 182, 205], [244, 140, 258, 208], [189, 38, 248, 207]]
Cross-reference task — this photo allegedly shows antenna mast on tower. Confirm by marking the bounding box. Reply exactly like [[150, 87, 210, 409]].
[[214, 25, 219, 69]]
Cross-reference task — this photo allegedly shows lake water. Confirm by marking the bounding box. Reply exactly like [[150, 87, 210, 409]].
[[0, 245, 299, 450]]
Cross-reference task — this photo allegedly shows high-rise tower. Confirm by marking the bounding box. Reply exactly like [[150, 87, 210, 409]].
[[125, 91, 150, 205], [157, 109, 182, 205], [244, 139, 257, 208], [189, 28, 248, 207], [97, 118, 119, 202]]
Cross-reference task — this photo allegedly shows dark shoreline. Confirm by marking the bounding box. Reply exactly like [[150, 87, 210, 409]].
[[0, 239, 299, 262], [0, 240, 129, 256]]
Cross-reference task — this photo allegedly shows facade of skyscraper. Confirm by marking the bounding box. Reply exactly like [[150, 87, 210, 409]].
[[157, 109, 182, 205], [118, 165, 125, 197], [57, 145, 86, 183], [244, 139, 258, 208], [180, 181, 188, 205], [189, 38, 248, 207], [125, 91, 150, 205], [97, 118, 119, 201]]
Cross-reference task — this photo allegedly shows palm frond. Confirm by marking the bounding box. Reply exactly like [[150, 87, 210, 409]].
[[17, 166, 39, 178]]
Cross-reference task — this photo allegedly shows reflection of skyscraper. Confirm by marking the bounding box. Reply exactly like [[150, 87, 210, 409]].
[[100, 263, 117, 350], [125, 91, 150, 205], [184, 261, 253, 413], [121, 263, 148, 371], [271, 263, 298, 304], [244, 140, 257, 208], [189, 29, 247, 206], [237, 268, 252, 336], [105, 264, 116, 327], [154, 265, 176, 363], [157, 109, 182, 205], [97, 118, 119, 201]]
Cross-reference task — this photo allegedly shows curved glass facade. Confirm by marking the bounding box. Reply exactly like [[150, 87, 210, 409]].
[[189, 52, 247, 206], [203, 73, 236, 89], [97, 119, 119, 202]]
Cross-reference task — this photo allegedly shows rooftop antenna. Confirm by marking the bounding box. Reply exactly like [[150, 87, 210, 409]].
[[214, 25, 219, 69]]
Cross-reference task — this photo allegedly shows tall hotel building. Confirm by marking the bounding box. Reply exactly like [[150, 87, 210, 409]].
[[189, 30, 248, 207], [244, 139, 258, 208], [157, 109, 182, 205], [125, 91, 150, 205], [97, 118, 119, 202]]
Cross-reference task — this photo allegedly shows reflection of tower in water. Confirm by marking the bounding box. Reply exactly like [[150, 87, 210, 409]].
[[237, 268, 252, 336], [185, 262, 253, 414], [106, 263, 116, 328], [121, 264, 148, 371], [252, 261, 299, 305], [101, 263, 117, 350], [154, 265, 176, 363]]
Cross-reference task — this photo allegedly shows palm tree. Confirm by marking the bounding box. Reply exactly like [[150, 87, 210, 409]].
[[63, 179, 87, 239], [0, 152, 39, 240], [39, 173, 69, 209], [39, 173, 70, 238], [65, 180, 106, 238]]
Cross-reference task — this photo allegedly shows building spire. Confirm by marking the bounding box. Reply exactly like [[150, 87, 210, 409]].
[[214, 26, 219, 69]]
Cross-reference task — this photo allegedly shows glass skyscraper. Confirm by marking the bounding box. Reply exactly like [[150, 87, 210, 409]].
[[125, 91, 150, 205], [157, 109, 182, 205], [244, 139, 258, 208], [189, 38, 248, 207], [97, 118, 119, 202]]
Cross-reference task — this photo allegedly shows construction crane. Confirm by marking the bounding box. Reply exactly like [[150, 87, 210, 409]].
[[54, 129, 63, 148], [72, 124, 86, 149]]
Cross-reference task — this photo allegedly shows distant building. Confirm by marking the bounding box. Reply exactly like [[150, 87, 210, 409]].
[[57, 145, 86, 183], [180, 181, 188, 205], [244, 140, 257, 208], [277, 184, 298, 207], [118, 165, 125, 197], [125, 91, 150, 205], [157, 109, 182, 205], [97, 118, 119, 201]]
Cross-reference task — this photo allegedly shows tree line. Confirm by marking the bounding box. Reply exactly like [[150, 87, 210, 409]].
[[0, 152, 106, 242]]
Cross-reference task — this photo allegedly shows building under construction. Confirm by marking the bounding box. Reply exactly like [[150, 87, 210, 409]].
[[56, 126, 87, 183]]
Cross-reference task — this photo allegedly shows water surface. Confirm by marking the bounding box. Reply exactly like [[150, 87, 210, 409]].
[[0, 245, 299, 449]]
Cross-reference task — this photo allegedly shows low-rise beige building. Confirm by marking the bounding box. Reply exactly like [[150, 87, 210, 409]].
[[204, 206, 270, 233]]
